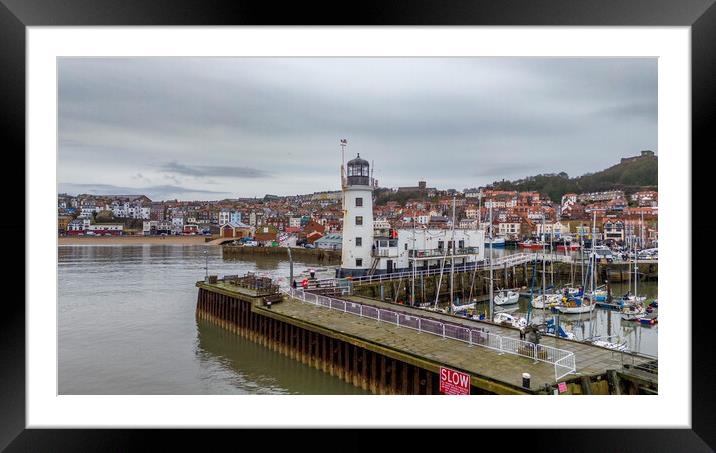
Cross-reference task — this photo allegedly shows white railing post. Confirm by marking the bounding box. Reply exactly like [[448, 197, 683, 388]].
[[469, 330, 473, 345], [378, 310, 381, 322], [442, 324, 446, 338], [360, 305, 363, 317], [397, 314, 400, 327], [418, 318, 421, 332]]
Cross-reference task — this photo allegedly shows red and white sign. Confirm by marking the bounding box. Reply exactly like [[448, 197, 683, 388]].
[[439, 367, 471, 395]]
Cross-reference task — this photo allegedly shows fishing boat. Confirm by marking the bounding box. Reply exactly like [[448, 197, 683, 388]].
[[556, 243, 581, 252], [493, 312, 527, 329], [485, 236, 506, 248], [518, 240, 545, 250], [494, 289, 519, 305]]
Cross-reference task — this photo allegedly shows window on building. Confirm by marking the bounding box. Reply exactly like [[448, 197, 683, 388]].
[[459, 240, 464, 249], [356, 216, 363, 226], [438, 240, 444, 250], [405, 243, 408, 250], [356, 258, 363, 267], [355, 197, 363, 207], [356, 237, 362, 246]]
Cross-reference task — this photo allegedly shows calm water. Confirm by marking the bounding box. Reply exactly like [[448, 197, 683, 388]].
[[58, 245, 367, 394]]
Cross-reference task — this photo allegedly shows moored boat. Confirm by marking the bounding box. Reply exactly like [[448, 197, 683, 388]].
[[486, 236, 506, 248], [556, 243, 581, 252], [493, 312, 527, 329], [592, 339, 629, 352], [518, 240, 545, 250], [494, 290, 520, 305], [555, 289, 596, 313], [531, 293, 561, 309]]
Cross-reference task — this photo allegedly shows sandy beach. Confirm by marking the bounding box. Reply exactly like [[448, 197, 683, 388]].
[[58, 235, 215, 245]]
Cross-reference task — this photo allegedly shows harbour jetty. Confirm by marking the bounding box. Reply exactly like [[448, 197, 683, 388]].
[[221, 245, 341, 264], [196, 273, 657, 395]]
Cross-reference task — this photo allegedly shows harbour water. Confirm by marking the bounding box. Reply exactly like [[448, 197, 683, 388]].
[[58, 245, 367, 394]]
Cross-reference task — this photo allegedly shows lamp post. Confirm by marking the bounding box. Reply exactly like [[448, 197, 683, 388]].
[[204, 249, 209, 280]]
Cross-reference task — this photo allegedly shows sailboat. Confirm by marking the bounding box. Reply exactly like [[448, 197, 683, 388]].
[[494, 288, 519, 305], [586, 284, 610, 302], [493, 311, 527, 328], [531, 292, 561, 309], [555, 287, 596, 314], [450, 297, 476, 313]]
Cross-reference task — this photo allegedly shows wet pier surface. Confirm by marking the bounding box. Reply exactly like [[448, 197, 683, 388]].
[[268, 295, 555, 391]]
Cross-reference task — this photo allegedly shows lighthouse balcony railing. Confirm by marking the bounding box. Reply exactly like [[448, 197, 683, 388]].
[[373, 248, 399, 258]]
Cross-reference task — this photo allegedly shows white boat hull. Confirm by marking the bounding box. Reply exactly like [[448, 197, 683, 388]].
[[531, 294, 560, 309], [494, 291, 519, 306]]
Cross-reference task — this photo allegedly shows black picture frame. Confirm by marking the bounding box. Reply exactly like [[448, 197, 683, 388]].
[[2, 0, 710, 450]]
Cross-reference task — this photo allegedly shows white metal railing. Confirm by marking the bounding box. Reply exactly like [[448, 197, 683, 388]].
[[346, 252, 574, 286], [286, 287, 577, 381]]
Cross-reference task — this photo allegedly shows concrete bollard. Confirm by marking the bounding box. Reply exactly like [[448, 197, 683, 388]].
[[522, 372, 531, 389]]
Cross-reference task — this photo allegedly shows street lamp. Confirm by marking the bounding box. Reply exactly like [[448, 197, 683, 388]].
[[204, 248, 209, 280]]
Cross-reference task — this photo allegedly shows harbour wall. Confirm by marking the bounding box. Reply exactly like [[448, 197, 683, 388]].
[[221, 245, 341, 265]]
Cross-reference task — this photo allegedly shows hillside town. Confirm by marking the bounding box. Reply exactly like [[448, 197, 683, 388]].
[[58, 182, 658, 250]]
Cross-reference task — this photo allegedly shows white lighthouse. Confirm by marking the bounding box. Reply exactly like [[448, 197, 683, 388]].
[[340, 153, 374, 277]]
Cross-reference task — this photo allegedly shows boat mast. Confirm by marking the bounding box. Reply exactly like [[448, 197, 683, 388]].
[[541, 211, 546, 322], [450, 196, 456, 308], [411, 217, 416, 306], [489, 203, 494, 321], [550, 215, 554, 287], [591, 210, 596, 295]]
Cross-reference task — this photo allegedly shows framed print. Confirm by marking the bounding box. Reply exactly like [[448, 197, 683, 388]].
[[2, 0, 712, 449]]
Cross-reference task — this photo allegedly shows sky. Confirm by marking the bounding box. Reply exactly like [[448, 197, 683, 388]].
[[58, 57, 657, 201]]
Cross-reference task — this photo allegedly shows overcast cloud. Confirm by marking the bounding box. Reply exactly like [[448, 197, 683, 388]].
[[58, 57, 657, 201]]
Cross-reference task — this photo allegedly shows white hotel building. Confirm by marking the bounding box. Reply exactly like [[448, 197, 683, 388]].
[[339, 153, 485, 277]]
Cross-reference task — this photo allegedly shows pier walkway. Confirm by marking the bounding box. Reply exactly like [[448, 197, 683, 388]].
[[343, 294, 654, 378], [275, 291, 559, 392]]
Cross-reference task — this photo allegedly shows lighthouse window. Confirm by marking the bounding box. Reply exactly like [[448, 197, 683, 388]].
[[356, 216, 363, 226], [356, 258, 363, 267], [355, 197, 363, 207], [355, 237, 362, 246]]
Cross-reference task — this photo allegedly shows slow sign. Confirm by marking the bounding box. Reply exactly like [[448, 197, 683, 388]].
[[439, 367, 470, 395]]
